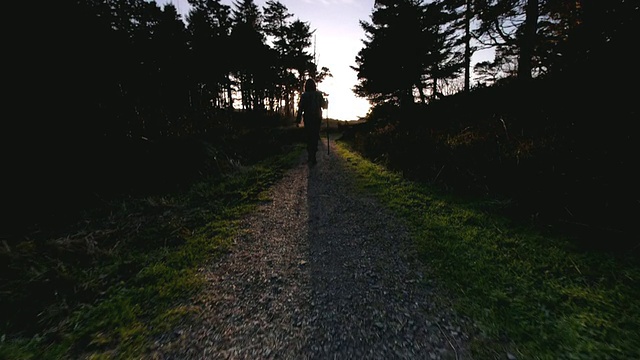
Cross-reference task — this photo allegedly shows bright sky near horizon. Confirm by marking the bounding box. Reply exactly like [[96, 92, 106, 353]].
[[158, 0, 375, 121]]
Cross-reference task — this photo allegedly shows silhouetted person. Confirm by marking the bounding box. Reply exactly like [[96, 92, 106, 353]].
[[296, 78, 327, 165]]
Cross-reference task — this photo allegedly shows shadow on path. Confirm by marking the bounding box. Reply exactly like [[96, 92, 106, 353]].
[[152, 136, 472, 359], [302, 137, 471, 359]]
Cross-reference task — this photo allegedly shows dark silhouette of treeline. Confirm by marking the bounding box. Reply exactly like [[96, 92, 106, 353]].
[[5, 0, 329, 237], [4, 0, 638, 250], [344, 0, 639, 254]]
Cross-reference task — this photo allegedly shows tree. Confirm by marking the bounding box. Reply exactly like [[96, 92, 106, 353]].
[[473, 0, 540, 81], [542, 0, 639, 81], [421, 1, 464, 101], [353, 0, 462, 107], [187, 0, 232, 115], [262, 0, 294, 113], [262, 0, 292, 42], [353, 0, 427, 106], [278, 19, 316, 117], [285, 20, 315, 83], [261, 1, 321, 117], [442, 0, 478, 92], [154, 3, 191, 136], [230, 0, 268, 111]]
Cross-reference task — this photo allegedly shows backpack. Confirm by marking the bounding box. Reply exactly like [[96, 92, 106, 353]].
[[304, 91, 325, 118]]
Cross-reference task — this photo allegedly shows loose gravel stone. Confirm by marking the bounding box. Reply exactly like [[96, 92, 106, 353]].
[[150, 137, 476, 359]]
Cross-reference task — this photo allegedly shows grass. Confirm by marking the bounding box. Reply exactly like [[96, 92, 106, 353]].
[[334, 140, 640, 360], [5, 134, 638, 359], [0, 144, 305, 360]]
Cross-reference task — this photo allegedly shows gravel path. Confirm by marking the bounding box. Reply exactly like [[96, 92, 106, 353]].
[[151, 137, 475, 359]]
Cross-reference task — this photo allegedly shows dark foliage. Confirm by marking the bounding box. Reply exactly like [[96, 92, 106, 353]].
[[3, 0, 321, 239], [0, 118, 305, 340], [344, 0, 640, 255], [5, 111, 301, 236], [344, 74, 639, 255]]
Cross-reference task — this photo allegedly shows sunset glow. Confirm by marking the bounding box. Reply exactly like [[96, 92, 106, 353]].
[[158, 0, 375, 121]]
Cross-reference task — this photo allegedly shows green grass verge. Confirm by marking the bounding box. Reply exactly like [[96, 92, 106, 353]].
[[335, 141, 640, 360], [0, 144, 305, 360]]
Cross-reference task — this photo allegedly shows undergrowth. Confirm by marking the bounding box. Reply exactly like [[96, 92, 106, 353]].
[[335, 140, 640, 360], [0, 144, 305, 360]]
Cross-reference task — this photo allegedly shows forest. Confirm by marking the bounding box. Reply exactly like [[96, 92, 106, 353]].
[[7, 0, 329, 235], [346, 0, 638, 253], [1, 0, 639, 358]]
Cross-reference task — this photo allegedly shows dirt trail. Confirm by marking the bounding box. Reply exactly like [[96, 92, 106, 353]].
[[151, 137, 475, 359]]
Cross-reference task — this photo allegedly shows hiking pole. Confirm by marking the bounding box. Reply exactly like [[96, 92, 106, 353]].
[[326, 97, 330, 155]]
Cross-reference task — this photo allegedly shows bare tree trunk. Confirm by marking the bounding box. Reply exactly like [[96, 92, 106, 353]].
[[226, 74, 233, 110], [431, 77, 438, 101], [518, 0, 538, 81], [416, 82, 426, 104], [464, 0, 472, 92]]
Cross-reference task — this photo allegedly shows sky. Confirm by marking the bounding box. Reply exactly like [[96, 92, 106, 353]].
[[158, 0, 375, 121]]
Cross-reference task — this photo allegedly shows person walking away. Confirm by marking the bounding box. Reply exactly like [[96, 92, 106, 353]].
[[296, 78, 327, 165]]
